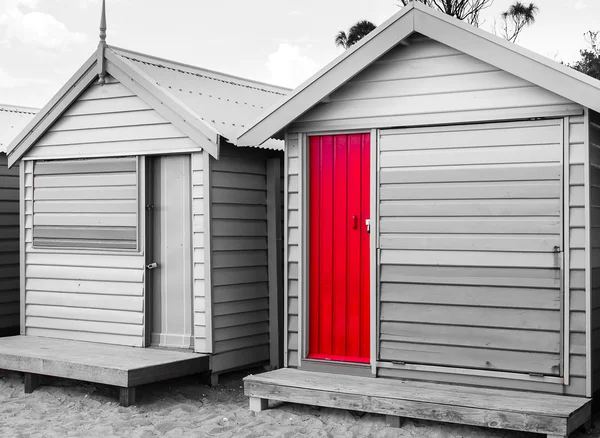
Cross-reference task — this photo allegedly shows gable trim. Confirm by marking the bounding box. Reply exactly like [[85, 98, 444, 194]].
[[236, 4, 416, 146], [105, 50, 220, 158], [413, 9, 595, 116], [7, 53, 98, 167], [236, 2, 600, 147], [105, 59, 218, 158]]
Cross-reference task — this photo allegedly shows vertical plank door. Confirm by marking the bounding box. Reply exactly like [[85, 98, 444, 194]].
[[309, 134, 370, 363]]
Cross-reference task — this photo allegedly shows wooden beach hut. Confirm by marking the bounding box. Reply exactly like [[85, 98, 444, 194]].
[[238, 3, 600, 437], [0, 3, 288, 406], [0, 105, 37, 337]]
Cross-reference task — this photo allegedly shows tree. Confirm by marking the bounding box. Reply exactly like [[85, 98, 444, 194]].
[[498, 2, 538, 43], [570, 31, 600, 81], [398, 0, 492, 26], [335, 20, 377, 49]]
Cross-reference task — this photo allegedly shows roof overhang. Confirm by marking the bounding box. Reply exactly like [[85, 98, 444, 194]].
[[236, 2, 600, 146], [7, 46, 222, 167]]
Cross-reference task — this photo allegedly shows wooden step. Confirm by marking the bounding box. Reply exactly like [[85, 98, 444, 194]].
[[244, 368, 592, 437]]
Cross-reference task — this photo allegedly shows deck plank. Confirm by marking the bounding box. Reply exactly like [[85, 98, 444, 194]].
[[244, 369, 591, 437], [0, 336, 209, 388]]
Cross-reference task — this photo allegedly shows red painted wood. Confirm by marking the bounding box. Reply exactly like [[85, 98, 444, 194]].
[[360, 134, 371, 359], [308, 133, 370, 364], [319, 135, 334, 355], [309, 136, 321, 355], [332, 135, 348, 357], [347, 134, 362, 359]]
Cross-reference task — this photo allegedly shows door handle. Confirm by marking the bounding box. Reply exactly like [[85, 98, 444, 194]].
[[366, 219, 371, 234], [352, 215, 358, 229], [146, 262, 158, 270]]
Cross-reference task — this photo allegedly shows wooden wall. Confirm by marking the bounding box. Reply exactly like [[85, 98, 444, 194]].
[[30, 75, 198, 161], [590, 110, 600, 394], [285, 134, 300, 367], [209, 144, 270, 373], [0, 155, 19, 336], [22, 74, 204, 347], [290, 36, 580, 133], [283, 35, 589, 395], [23, 159, 145, 346], [192, 151, 209, 353]]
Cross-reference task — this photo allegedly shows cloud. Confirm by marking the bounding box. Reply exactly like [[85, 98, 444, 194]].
[[573, 0, 587, 9], [0, 67, 49, 88], [0, 0, 87, 50], [266, 43, 319, 88]]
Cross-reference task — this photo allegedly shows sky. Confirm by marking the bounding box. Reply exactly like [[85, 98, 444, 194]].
[[0, 0, 598, 108]]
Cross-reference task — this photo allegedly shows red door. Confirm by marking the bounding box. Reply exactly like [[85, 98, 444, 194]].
[[308, 133, 370, 364]]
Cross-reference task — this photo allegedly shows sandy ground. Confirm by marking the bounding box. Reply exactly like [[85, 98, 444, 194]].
[[0, 369, 596, 438]]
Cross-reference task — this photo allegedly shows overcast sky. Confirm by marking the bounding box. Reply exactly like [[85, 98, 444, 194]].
[[0, 0, 598, 108]]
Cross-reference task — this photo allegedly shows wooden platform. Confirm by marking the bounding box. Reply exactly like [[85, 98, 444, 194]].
[[244, 368, 592, 438], [0, 336, 209, 406]]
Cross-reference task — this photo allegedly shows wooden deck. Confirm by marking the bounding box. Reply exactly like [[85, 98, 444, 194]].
[[244, 368, 592, 438], [0, 336, 209, 406]]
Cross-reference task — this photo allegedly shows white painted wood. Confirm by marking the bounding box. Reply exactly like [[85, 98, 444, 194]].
[[7, 54, 98, 166], [150, 155, 194, 350], [376, 120, 565, 379], [209, 145, 270, 373]]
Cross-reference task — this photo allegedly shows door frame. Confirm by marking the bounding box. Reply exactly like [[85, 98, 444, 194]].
[[297, 130, 379, 375], [143, 155, 154, 348], [295, 120, 570, 386]]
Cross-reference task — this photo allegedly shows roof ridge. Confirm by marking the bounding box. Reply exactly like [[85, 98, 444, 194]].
[[109, 47, 288, 96], [0, 105, 37, 115]]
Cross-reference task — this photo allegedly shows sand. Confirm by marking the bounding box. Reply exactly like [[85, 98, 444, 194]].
[[0, 369, 595, 438]]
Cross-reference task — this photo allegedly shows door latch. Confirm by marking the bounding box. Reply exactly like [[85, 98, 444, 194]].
[[146, 262, 158, 270], [366, 219, 371, 234]]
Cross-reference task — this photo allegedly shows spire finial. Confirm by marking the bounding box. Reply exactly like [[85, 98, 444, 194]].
[[97, 0, 107, 85], [99, 0, 107, 45]]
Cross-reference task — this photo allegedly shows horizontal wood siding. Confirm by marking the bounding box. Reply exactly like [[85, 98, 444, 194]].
[[286, 134, 300, 367], [24, 158, 145, 347], [210, 144, 270, 373], [290, 36, 580, 133], [33, 157, 138, 250], [589, 110, 600, 393], [192, 151, 208, 353], [569, 115, 588, 395], [0, 155, 19, 335], [378, 120, 564, 377], [28, 75, 198, 160]]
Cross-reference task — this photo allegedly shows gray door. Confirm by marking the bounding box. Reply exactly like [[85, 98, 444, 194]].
[[150, 155, 193, 349]]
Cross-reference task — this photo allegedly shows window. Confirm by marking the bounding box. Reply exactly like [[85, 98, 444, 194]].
[[32, 157, 139, 251]]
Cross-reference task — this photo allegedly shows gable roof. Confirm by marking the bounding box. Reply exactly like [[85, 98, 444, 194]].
[[0, 104, 37, 154], [7, 45, 289, 166], [236, 1, 600, 146]]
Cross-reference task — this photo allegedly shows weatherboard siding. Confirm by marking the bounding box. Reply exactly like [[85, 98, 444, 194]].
[[589, 110, 600, 394], [0, 155, 19, 335], [290, 36, 581, 133], [24, 158, 145, 346], [28, 75, 198, 161], [286, 134, 300, 368], [210, 144, 270, 372], [192, 151, 209, 353], [283, 35, 589, 392]]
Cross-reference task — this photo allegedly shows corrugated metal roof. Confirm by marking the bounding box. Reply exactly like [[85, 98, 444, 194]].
[[110, 46, 289, 150], [0, 105, 37, 154]]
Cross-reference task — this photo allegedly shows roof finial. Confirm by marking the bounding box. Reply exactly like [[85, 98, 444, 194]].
[[99, 0, 107, 45], [97, 0, 107, 85]]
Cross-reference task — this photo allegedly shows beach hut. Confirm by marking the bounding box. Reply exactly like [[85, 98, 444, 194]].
[[0, 105, 37, 338], [238, 3, 600, 437], [0, 3, 287, 406]]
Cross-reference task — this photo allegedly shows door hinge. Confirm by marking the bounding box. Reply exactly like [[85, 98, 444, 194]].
[[146, 204, 154, 211], [146, 262, 158, 270], [366, 219, 371, 234]]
